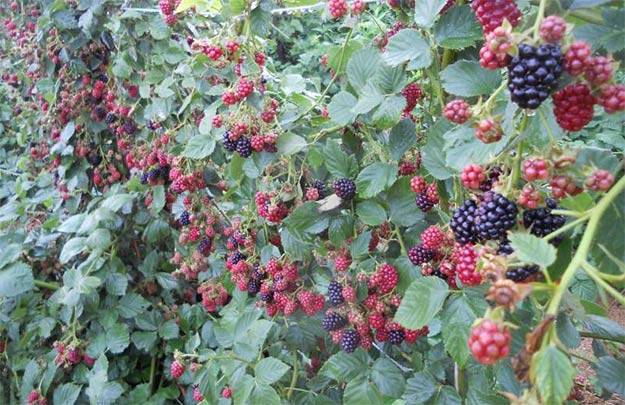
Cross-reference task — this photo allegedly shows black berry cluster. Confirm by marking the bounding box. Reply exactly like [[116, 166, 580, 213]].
[[497, 239, 514, 255], [322, 312, 347, 331], [333, 178, 356, 200], [223, 132, 236, 152], [522, 198, 566, 240], [236, 137, 252, 158], [327, 280, 344, 306], [179, 211, 190, 226], [475, 192, 518, 241], [340, 329, 360, 353], [311, 179, 327, 197], [450, 200, 478, 244], [388, 329, 405, 345], [506, 265, 539, 282], [415, 193, 434, 212], [508, 43, 563, 109], [408, 244, 434, 265]]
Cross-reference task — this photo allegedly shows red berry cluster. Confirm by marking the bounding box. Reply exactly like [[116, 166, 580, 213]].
[[479, 26, 512, 70], [443, 99, 472, 124], [539, 15, 566, 43], [255, 191, 290, 223], [328, 0, 348, 19], [474, 117, 503, 144], [402, 82, 422, 113], [170, 360, 185, 379], [158, 0, 180, 26], [53, 341, 91, 369], [27, 390, 47, 405], [470, 0, 522, 34], [409, 176, 439, 212], [468, 319, 511, 364], [197, 282, 230, 312]]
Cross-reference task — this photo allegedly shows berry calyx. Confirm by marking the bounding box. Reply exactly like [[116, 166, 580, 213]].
[[468, 319, 511, 365]]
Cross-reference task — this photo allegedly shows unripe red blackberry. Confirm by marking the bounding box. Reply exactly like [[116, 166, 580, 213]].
[[328, 0, 348, 19], [235, 78, 254, 99], [192, 386, 204, 402], [443, 99, 472, 124], [372, 263, 398, 293], [222, 387, 232, 398], [351, 0, 365, 15], [333, 178, 356, 200], [402, 83, 422, 113], [408, 244, 434, 265], [426, 183, 439, 204], [474, 118, 502, 143], [584, 56, 613, 86], [522, 158, 550, 182], [585, 169, 614, 192], [552, 83, 595, 132], [410, 175, 427, 193], [159, 0, 174, 15], [550, 175, 581, 199], [468, 319, 511, 364], [305, 187, 320, 201], [461, 164, 486, 190], [334, 253, 351, 271], [539, 15, 566, 43], [470, 0, 522, 33], [421, 225, 446, 250], [598, 84, 625, 114], [479, 44, 509, 70], [517, 184, 541, 209], [170, 360, 185, 378], [563, 41, 592, 76]]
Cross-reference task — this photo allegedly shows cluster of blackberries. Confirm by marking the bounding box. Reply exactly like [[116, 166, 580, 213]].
[[450, 200, 478, 244], [246, 263, 265, 295], [179, 211, 190, 226], [222, 132, 252, 158], [522, 198, 566, 241], [388, 329, 405, 345], [322, 312, 347, 331], [140, 165, 170, 184], [408, 244, 434, 265], [198, 238, 212, 256], [506, 265, 539, 282], [340, 330, 360, 353], [327, 280, 344, 306], [508, 43, 563, 109], [451, 193, 518, 243], [333, 178, 356, 200]]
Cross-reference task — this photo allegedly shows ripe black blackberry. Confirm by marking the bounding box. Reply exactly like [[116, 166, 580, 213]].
[[415, 193, 434, 212], [523, 198, 566, 240], [247, 279, 260, 295], [94, 106, 107, 120], [322, 312, 347, 331], [450, 199, 478, 244], [259, 291, 274, 303], [497, 239, 514, 255], [475, 192, 518, 241], [148, 167, 161, 181], [388, 329, 405, 345], [123, 120, 137, 135], [179, 211, 190, 226], [236, 137, 252, 158], [408, 244, 434, 265], [105, 112, 117, 124], [506, 265, 539, 282], [198, 238, 211, 255], [222, 132, 236, 152], [229, 251, 245, 265], [431, 269, 447, 281], [327, 280, 344, 306], [140, 172, 149, 184], [97, 74, 109, 83], [333, 178, 356, 200], [508, 43, 563, 109], [340, 329, 360, 353], [312, 179, 327, 197]]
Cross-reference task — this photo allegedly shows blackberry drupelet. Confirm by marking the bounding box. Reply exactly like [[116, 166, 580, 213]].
[[105, 112, 117, 124], [259, 291, 274, 303], [415, 192, 434, 212], [312, 179, 327, 197], [198, 238, 211, 255], [388, 329, 405, 344], [523, 198, 566, 239], [179, 211, 190, 226], [508, 43, 563, 109], [506, 265, 539, 282], [247, 279, 260, 295], [236, 137, 252, 158], [322, 312, 347, 331], [408, 244, 434, 265], [340, 330, 360, 353], [140, 172, 149, 184], [333, 178, 356, 200], [450, 199, 478, 244], [222, 132, 236, 152], [475, 192, 518, 241], [497, 239, 514, 255], [327, 280, 344, 306]]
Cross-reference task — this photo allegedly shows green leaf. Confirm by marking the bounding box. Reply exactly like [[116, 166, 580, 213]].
[[442, 322, 471, 367], [372, 96, 405, 129], [373, 64, 406, 94], [106, 324, 130, 354], [403, 372, 437, 403], [434, 5, 482, 49], [387, 177, 425, 227], [284, 202, 329, 237], [255, 357, 290, 385], [356, 201, 387, 226], [329, 91, 358, 125], [350, 232, 372, 259], [328, 41, 362, 75], [441, 60, 502, 97], [277, 133, 307, 156], [353, 83, 384, 115], [422, 120, 454, 180], [101, 194, 134, 212], [356, 163, 398, 199], [86, 228, 111, 250], [382, 30, 431, 68], [508, 233, 557, 268], [388, 119, 416, 161], [58, 214, 86, 233], [324, 140, 358, 179], [347, 47, 383, 91], [371, 358, 405, 397], [250, 384, 281, 404], [281, 74, 306, 95], [131, 331, 158, 351], [530, 345, 575, 405], [394, 277, 449, 330], [329, 215, 354, 246], [150, 185, 166, 215], [582, 315, 625, 344], [160, 320, 180, 340], [344, 375, 383, 405], [0, 262, 33, 297], [117, 293, 150, 318], [183, 134, 216, 159], [414, 0, 447, 28], [320, 350, 369, 381], [53, 383, 82, 405], [60, 237, 87, 263], [596, 356, 625, 396]]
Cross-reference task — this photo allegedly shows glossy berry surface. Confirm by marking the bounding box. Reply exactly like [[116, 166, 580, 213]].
[[552, 83, 595, 132], [474, 192, 518, 241], [340, 329, 360, 353], [333, 178, 356, 200], [468, 319, 511, 365], [443, 99, 472, 124], [470, 0, 522, 33]]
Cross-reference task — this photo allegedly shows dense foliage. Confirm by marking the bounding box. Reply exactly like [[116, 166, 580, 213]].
[[1, 0, 624, 404]]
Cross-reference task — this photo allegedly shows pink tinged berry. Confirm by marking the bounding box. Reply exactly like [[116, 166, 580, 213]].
[[443, 99, 472, 124], [585, 169, 614, 192], [192, 386, 204, 402], [584, 56, 613, 86], [522, 158, 550, 182], [563, 41, 592, 76], [420, 225, 446, 250], [598, 84, 625, 114], [552, 83, 595, 132], [170, 360, 185, 379], [222, 387, 232, 398], [410, 176, 427, 193], [461, 164, 486, 190], [539, 15, 566, 43], [474, 118, 502, 143], [468, 319, 511, 365], [328, 0, 348, 19]]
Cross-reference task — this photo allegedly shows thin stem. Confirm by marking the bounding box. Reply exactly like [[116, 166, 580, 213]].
[[546, 175, 625, 315], [149, 355, 157, 394], [550, 209, 585, 218], [394, 226, 407, 256], [287, 352, 298, 399], [532, 0, 548, 41], [543, 213, 591, 242], [209, 199, 232, 226], [581, 262, 625, 307], [34, 279, 59, 290]]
